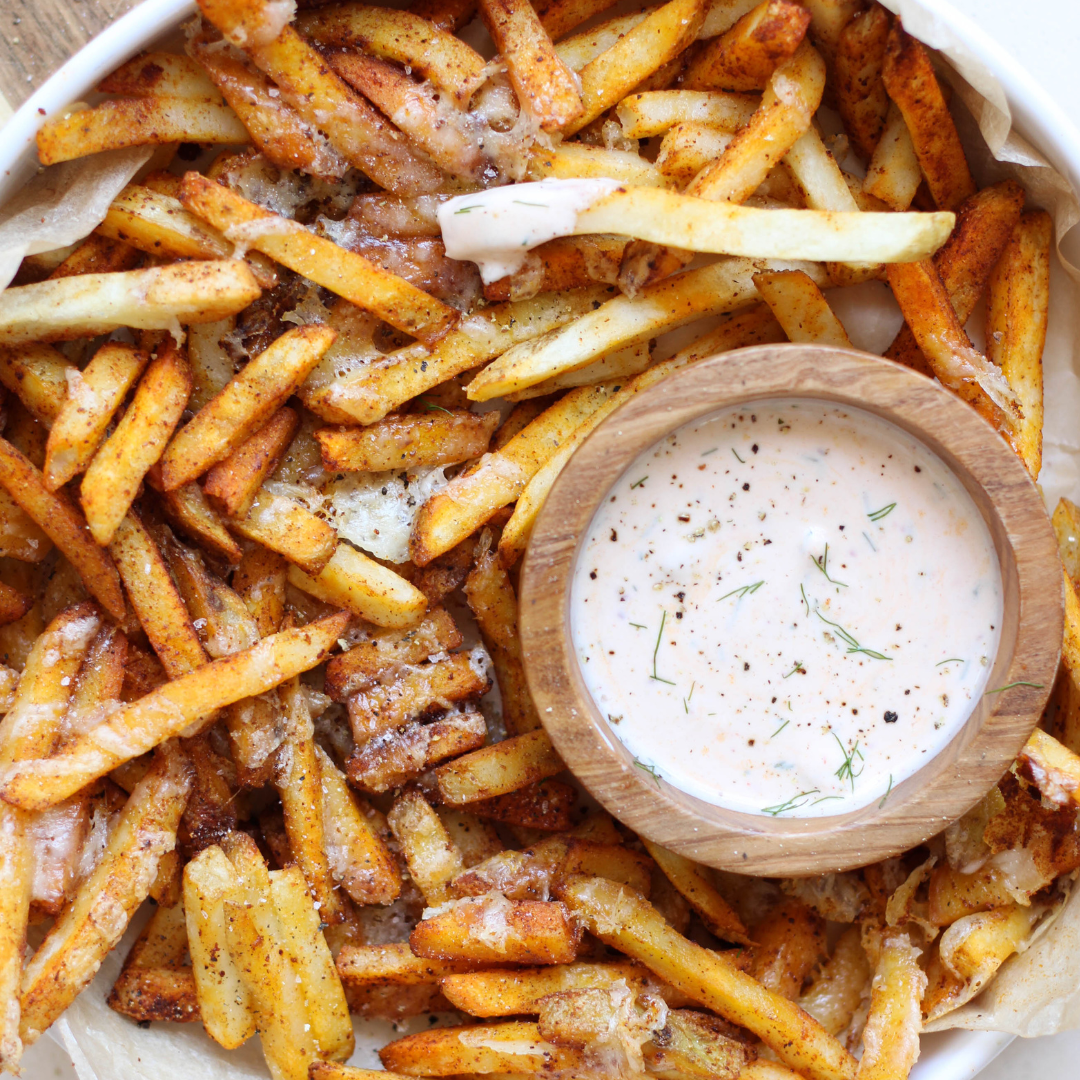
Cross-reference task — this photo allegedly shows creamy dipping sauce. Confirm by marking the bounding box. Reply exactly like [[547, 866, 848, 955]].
[[571, 399, 1003, 817]]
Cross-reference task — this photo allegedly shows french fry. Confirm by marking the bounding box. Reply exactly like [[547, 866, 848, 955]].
[[196, 0, 447, 194], [19, 747, 194, 1046], [681, 0, 811, 92], [478, 0, 584, 132], [565, 0, 706, 136], [987, 211, 1052, 478], [311, 1066, 414, 1080], [484, 236, 627, 303], [554, 8, 652, 70], [268, 865, 354, 1061], [204, 407, 301, 518], [288, 544, 428, 629], [619, 43, 826, 291], [862, 102, 920, 211], [557, 877, 857, 1080], [438, 807, 504, 868], [881, 24, 975, 211], [302, 286, 611, 425], [747, 897, 825, 999], [655, 122, 733, 183], [505, 342, 651, 401], [316, 411, 497, 473], [43, 343, 149, 490], [753, 269, 852, 346], [228, 487, 338, 575], [465, 543, 541, 733], [641, 839, 749, 944], [833, 4, 890, 162], [98, 50, 225, 100], [528, 141, 673, 188], [295, 3, 488, 107], [387, 788, 464, 906], [153, 475, 244, 564], [314, 745, 402, 906], [885, 180, 1026, 375], [411, 894, 582, 964], [643, 1008, 750, 1080], [0, 343, 72, 424], [336, 942, 484, 991], [1018, 728, 1080, 808], [927, 861, 1016, 927], [0, 582, 30, 629], [189, 38, 349, 180], [465, 778, 578, 831], [617, 89, 759, 137], [938, 904, 1035, 985], [885, 259, 1019, 440], [536, 0, 621, 39], [855, 929, 927, 1080], [0, 439, 125, 621], [0, 611, 350, 811], [181, 173, 457, 345], [0, 803, 30, 1070], [234, 544, 289, 637], [799, 926, 870, 1036], [435, 728, 565, 805], [0, 260, 261, 346], [36, 97, 249, 165], [348, 710, 488, 793], [48, 233, 142, 279], [81, 341, 191, 545]]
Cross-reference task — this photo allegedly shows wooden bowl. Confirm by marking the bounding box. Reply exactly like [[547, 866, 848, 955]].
[[519, 344, 1063, 875]]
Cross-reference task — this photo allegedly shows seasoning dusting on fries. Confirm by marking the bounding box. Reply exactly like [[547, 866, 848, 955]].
[[0, 0, 1069, 1076]]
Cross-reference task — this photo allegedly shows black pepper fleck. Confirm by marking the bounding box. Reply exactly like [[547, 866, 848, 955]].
[[884, 711, 898, 723]]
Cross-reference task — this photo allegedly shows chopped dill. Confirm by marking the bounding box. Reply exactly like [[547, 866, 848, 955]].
[[801, 583, 810, 616], [513, 200, 549, 207], [630, 476, 648, 489], [812, 795, 844, 806], [936, 658, 964, 666], [832, 732, 865, 790], [650, 611, 675, 685], [453, 205, 479, 214], [683, 682, 696, 713], [732, 448, 745, 463], [629, 622, 646, 630], [862, 531, 876, 551], [868, 502, 897, 522], [718, 580, 764, 602], [814, 608, 891, 660], [782, 661, 805, 679], [771, 719, 790, 737], [634, 759, 662, 787], [985, 680, 1044, 694], [418, 397, 452, 414], [702, 448, 718, 456], [810, 543, 847, 587], [763, 789, 819, 816], [879, 773, 894, 808]]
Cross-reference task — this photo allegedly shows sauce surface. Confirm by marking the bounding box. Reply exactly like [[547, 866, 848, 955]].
[[571, 399, 1003, 817]]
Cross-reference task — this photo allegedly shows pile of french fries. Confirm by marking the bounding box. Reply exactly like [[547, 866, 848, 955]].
[[0, 0, 1074, 1076]]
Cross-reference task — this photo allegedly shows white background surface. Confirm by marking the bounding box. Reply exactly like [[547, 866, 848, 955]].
[[13, 0, 1080, 1076]]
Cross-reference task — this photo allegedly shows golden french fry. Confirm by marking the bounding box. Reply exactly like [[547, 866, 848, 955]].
[[234, 544, 289, 638], [411, 894, 581, 964], [0, 261, 261, 345], [747, 897, 825, 999], [36, 97, 249, 165], [987, 211, 1052, 478], [799, 926, 870, 1036], [0, 611, 350, 811], [753, 269, 852, 346], [228, 487, 338, 575], [1018, 728, 1080, 807], [44, 343, 149, 490], [617, 89, 759, 138], [882, 22, 976, 210], [203, 406, 301, 518], [464, 778, 578, 831], [536, 0, 621, 39], [288, 543, 427, 628], [565, 0, 706, 136], [387, 789, 464, 906], [833, 4, 890, 161], [557, 877, 857, 1080], [181, 173, 457, 345], [655, 122, 733, 183], [862, 102, 920, 211], [927, 861, 1017, 927], [0, 802, 31, 1070], [98, 50, 225, 99], [938, 904, 1035, 985], [81, 341, 191, 545], [153, 474, 244, 564], [479, 0, 584, 132], [162, 327, 333, 490], [554, 8, 652, 69], [435, 728, 565, 805], [528, 141, 674, 187], [438, 807, 504, 868], [484, 236, 628, 304], [0, 343, 71, 424], [681, 0, 810, 92], [195, 0, 446, 194], [49, 233, 142, 279], [19, 748, 194, 1046], [0, 439, 125, 621]]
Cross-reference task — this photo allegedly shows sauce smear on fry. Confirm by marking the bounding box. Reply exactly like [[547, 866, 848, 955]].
[[571, 399, 1002, 816]]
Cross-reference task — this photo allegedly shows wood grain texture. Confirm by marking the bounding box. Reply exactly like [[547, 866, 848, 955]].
[[519, 343, 1063, 876], [0, 0, 141, 110]]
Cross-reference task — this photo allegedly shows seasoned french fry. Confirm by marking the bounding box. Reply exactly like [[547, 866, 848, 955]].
[[412, 894, 582, 964], [0, 439, 125, 621], [438, 807, 504, 868], [465, 778, 578, 831], [1018, 728, 1080, 807], [48, 233, 142, 279], [311, 1066, 413, 1080], [565, 0, 706, 136], [336, 941, 484, 991], [799, 926, 870, 1036], [927, 861, 1016, 927], [557, 877, 857, 1080], [528, 142, 673, 188], [881, 24, 975, 211], [0, 343, 71, 425], [196, 0, 446, 194], [44, 343, 149, 490], [484, 236, 628, 303], [435, 728, 565, 805], [479, 0, 584, 132], [753, 269, 852, 346], [228, 487, 338, 575], [81, 341, 191, 545], [643, 1007, 750, 1080], [617, 89, 759, 138], [0, 803, 30, 1070], [387, 789, 464, 906], [833, 4, 890, 162], [0, 582, 30, 629], [987, 211, 1052, 477], [0, 611, 350, 811], [19, 748, 194, 1046], [98, 50, 225, 99], [0, 261, 261, 346], [862, 102, 921, 211], [314, 745, 402, 905], [681, 0, 810, 92], [535, 0, 621, 38], [181, 173, 457, 345], [938, 904, 1035, 986], [855, 929, 926, 1080], [747, 897, 825, 999], [654, 122, 733, 183], [153, 474, 244, 564], [234, 545, 289, 638], [554, 8, 652, 69], [36, 97, 249, 165], [204, 407, 301, 518]]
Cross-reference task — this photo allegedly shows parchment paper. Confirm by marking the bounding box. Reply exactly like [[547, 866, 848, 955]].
[[2, 1, 1080, 1073]]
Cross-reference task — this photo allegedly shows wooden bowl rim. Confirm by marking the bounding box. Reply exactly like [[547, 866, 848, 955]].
[[519, 343, 1063, 875]]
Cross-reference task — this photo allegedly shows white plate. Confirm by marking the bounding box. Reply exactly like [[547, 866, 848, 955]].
[[1, 0, 1078, 1076]]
